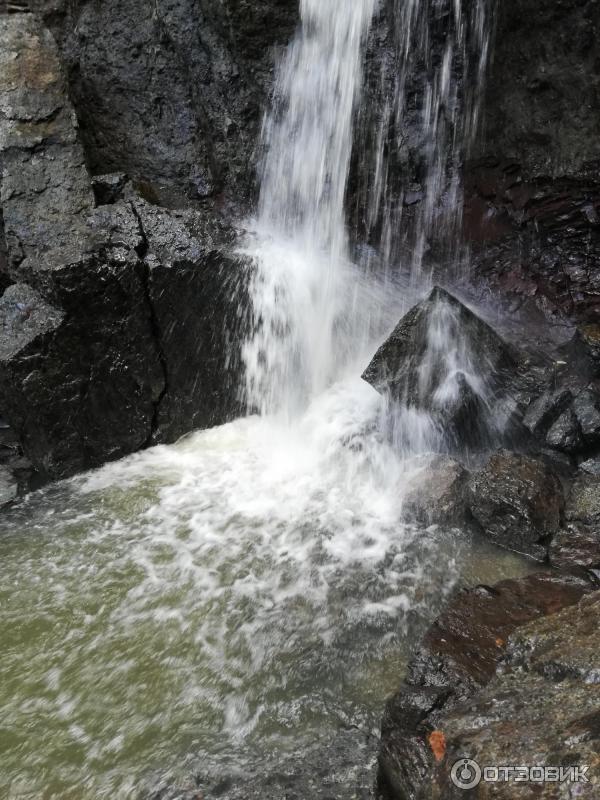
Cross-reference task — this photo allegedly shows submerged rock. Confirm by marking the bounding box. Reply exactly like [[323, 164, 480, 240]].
[[402, 456, 468, 527], [466, 451, 564, 561], [378, 572, 594, 800], [149, 728, 378, 800], [362, 288, 518, 450]]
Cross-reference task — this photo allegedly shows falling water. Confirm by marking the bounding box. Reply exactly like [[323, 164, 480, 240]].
[[245, 0, 492, 429], [356, 0, 491, 282], [243, 0, 379, 420]]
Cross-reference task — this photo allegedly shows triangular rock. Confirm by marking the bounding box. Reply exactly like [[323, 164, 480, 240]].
[[362, 287, 518, 449]]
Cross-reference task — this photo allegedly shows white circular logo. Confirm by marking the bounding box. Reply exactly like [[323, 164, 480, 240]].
[[451, 758, 482, 790]]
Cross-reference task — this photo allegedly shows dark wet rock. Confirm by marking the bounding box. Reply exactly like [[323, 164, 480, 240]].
[[573, 324, 600, 372], [476, 0, 600, 180], [523, 389, 573, 438], [506, 591, 600, 683], [0, 420, 35, 497], [402, 456, 468, 527], [91, 173, 129, 206], [0, 283, 64, 358], [421, 592, 600, 799], [35, 0, 298, 205], [362, 288, 518, 450], [0, 13, 250, 479], [520, 367, 600, 457], [378, 572, 593, 800], [0, 272, 163, 478], [0, 13, 94, 283], [466, 451, 564, 560], [131, 198, 249, 443], [0, 197, 249, 478], [579, 454, 600, 476], [545, 407, 583, 453], [549, 524, 600, 574], [0, 465, 17, 507], [573, 386, 600, 446]]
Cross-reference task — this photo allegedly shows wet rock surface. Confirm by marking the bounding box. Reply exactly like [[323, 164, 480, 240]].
[[34, 0, 298, 205], [465, 163, 600, 328], [421, 592, 600, 799], [362, 288, 518, 450], [476, 0, 600, 180], [466, 451, 564, 560], [550, 474, 600, 575], [0, 13, 250, 479], [462, 0, 600, 330], [378, 573, 596, 800], [402, 456, 468, 527]]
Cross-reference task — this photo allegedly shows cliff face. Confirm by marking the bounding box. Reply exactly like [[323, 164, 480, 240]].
[[465, 0, 600, 326], [39, 0, 298, 205], [478, 0, 600, 179]]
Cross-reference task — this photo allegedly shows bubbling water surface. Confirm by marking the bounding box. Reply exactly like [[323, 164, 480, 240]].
[[0, 381, 530, 798]]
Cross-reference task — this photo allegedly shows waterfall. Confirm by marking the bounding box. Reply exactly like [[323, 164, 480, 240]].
[[243, 0, 378, 421], [1, 5, 534, 797], [244, 0, 492, 436]]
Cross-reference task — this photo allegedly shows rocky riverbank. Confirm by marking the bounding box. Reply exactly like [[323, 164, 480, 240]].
[[365, 286, 600, 797]]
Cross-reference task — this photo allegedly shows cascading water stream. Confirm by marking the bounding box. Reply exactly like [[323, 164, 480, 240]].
[[357, 0, 491, 284], [245, 0, 493, 445], [244, 0, 379, 420]]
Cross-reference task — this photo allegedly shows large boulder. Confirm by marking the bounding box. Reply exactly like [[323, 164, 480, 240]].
[[466, 451, 564, 561], [0, 14, 249, 480], [362, 288, 519, 450], [378, 572, 593, 800]]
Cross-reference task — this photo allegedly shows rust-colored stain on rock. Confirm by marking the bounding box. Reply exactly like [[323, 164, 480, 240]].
[[428, 730, 447, 762]]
